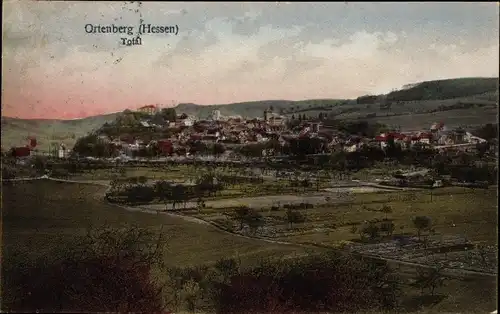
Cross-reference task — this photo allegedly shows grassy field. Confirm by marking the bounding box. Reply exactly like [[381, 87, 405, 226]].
[[69, 165, 200, 182], [359, 106, 498, 131], [2, 180, 307, 268], [189, 186, 498, 247]]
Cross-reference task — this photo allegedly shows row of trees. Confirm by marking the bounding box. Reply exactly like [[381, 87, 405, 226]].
[[353, 215, 432, 242], [108, 175, 224, 208]]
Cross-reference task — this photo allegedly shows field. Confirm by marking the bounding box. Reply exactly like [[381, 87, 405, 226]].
[[62, 165, 498, 249], [166, 186, 498, 248], [360, 106, 498, 131], [2, 180, 307, 268], [2, 177, 497, 313]]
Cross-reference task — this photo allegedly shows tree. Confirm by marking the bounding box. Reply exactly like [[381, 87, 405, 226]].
[[190, 141, 208, 156], [413, 216, 432, 240], [160, 108, 177, 122], [181, 279, 200, 312], [2, 226, 169, 313], [213, 143, 226, 156], [473, 123, 498, 141], [212, 251, 401, 313], [350, 225, 358, 235], [286, 208, 305, 228], [361, 222, 380, 240], [233, 206, 262, 231], [380, 221, 395, 237], [126, 185, 155, 204], [214, 257, 240, 280], [301, 178, 311, 191], [170, 184, 186, 210], [476, 141, 490, 158], [412, 264, 447, 296], [32, 156, 48, 175], [246, 212, 264, 235], [381, 205, 393, 220]]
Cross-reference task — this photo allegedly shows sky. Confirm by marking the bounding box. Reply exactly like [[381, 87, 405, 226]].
[[2, 1, 499, 119]]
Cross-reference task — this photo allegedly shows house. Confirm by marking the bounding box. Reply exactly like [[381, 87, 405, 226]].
[[27, 137, 37, 148], [58, 144, 68, 158], [465, 132, 487, 144], [137, 105, 158, 115], [11, 137, 37, 158], [344, 144, 358, 153], [375, 132, 406, 149], [418, 132, 433, 144], [311, 122, 321, 133], [211, 109, 221, 121], [177, 115, 195, 127], [157, 140, 173, 156], [98, 135, 110, 142], [11, 146, 31, 158], [140, 121, 151, 128], [268, 114, 286, 126]]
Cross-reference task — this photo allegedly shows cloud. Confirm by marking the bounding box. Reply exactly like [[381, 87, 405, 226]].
[[2, 1, 498, 119]]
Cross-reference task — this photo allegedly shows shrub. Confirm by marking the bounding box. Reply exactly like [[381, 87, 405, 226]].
[[211, 252, 400, 313], [2, 226, 169, 313]]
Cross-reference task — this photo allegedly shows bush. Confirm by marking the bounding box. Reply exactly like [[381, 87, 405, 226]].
[[211, 252, 400, 313], [2, 226, 169, 313]]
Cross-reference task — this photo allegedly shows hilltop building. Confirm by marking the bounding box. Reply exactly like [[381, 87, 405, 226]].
[[137, 105, 159, 115], [212, 109, 221, 121]]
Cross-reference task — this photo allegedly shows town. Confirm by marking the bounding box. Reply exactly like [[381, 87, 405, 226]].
[[7, 104, 494, 163], [2, 2, 498, 314]]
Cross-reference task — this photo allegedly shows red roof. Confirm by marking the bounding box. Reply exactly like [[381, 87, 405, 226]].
[[375, 133, 405, 141], [139, 105, 156, 109], [389, 133, 405, 140], [29, 138, 37, 148], [12, 147, 31, 157], [157, 140, 173, 155], [419, 133, 433, 139]]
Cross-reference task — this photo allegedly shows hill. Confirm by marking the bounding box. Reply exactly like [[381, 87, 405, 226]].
[[175, 99, 347, 119], [386, 77, 498, 102], [1, 113, 119, 152], [1, 77, 497, 151]]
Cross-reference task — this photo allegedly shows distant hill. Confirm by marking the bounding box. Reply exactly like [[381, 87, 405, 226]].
[[175, 99, 347, 119], [2, 77, 497, 151], [1, 113, 119, 152], [386, 77, 498, 102]]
